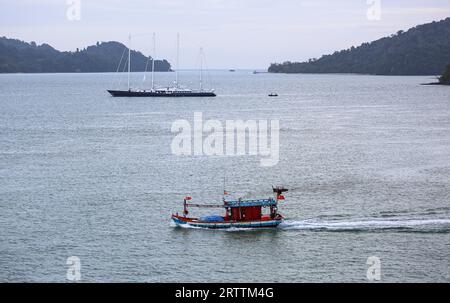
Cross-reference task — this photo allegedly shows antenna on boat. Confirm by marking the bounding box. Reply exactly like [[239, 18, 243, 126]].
[[127, 34, 131, 91], [151, 32, 156, 91], [222, 171, 228, 200]]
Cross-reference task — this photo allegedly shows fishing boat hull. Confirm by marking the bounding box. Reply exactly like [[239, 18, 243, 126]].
[[171, 215, 283, 229], [108, 90, 216, 97]]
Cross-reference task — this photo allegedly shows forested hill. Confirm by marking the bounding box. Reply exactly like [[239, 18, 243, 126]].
[[440, 65, 450, 85], [269, 18, 450, 75], [0, 37, 171, 73]]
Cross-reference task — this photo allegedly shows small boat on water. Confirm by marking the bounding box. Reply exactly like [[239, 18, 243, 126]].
[[268, 93, 278, 97], [171, 187, 288, 229]]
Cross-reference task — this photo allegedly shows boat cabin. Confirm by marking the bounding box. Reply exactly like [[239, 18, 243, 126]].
[[224, 199, 278, 221]]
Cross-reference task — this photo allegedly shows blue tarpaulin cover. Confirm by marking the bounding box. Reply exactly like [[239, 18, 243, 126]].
[[200, 215, 225, 222]]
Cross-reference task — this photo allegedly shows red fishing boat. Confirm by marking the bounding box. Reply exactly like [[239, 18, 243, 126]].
[[171, 187, 288, 229]]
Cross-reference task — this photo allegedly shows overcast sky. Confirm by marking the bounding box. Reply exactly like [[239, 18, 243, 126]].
[[1, 0, 449, 69]]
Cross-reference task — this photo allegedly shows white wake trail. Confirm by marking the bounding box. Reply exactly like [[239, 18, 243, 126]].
[[279, 218, 450, 232]]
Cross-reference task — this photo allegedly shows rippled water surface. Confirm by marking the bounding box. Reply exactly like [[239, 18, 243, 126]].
[[0, 71, 449, 282]]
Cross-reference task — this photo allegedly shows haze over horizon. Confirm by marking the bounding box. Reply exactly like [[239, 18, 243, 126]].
[[1, 0, 449, 69]]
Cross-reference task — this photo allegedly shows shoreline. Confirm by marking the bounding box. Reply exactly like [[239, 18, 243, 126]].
[[421, 82, 450, 86]]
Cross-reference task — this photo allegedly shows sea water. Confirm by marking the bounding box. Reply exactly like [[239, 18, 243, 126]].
[[0, 71, 449, 282]]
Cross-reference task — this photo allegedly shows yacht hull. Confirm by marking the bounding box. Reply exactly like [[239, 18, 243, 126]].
[[108, 90, 216, 97]]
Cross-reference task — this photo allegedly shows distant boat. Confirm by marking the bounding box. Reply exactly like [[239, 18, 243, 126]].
[[107, 89, 217, 97], [108, 34, 216, 98], [268, 93, 278, 97], [229, 69, 236, 72]]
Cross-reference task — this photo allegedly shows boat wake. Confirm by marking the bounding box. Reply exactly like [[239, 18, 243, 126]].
[[170, 221, 203, 229], [279, 217, 450, 232], [170, 215, 450, 233]]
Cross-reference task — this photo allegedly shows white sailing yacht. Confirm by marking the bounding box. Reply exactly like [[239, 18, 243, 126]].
[[108, 33, 216, 97]]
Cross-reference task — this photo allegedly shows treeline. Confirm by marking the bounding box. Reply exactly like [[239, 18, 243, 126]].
[[0, 37, 171, 73], [439, 65, 450, 85], [269, 18, 450, 76]]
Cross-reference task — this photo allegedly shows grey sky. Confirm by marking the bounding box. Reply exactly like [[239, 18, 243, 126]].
[[1, 0, 449, 69]]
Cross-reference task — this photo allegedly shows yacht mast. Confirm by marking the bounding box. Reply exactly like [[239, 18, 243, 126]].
[[127, 34, 131, 91], [175, 33, 180, 89], [199, 47, 203, 91], [151, 32, 156, 91]]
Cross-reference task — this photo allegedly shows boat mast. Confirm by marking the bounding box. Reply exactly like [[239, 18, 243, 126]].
[[151, 32, 156, 91], [222, 171, 227, 201], [199, 47, 203, 91], [127, 34, 131, 91], [175, 33, 179, 89]]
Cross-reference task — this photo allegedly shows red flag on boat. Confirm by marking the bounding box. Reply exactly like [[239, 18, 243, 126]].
[[185, 196, 192, 201], [278, 195, 285, 200]]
